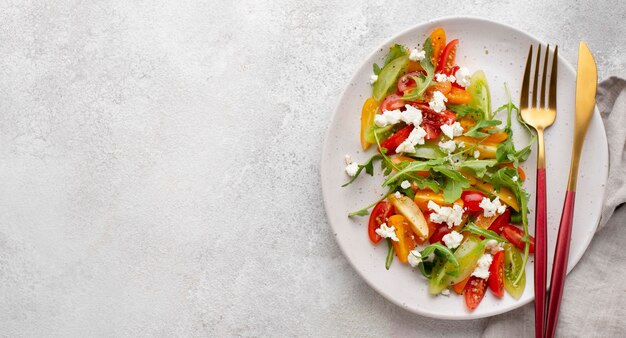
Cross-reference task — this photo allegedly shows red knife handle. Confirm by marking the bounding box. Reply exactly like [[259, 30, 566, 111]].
[[545, 190, 576, 338], [535, 168, 548, 338]]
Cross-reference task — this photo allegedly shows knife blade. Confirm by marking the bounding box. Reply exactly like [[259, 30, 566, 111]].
[[568, 42, 598, 191]]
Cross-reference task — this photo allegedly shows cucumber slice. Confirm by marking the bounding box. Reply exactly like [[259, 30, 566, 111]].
[[467, 70, 492, 120]]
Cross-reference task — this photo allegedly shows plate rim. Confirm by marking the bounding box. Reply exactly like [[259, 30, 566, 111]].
[[320, 15, 609, 320]]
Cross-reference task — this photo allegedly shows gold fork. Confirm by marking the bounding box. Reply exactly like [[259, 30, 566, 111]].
[[519, 44, 558, 338]]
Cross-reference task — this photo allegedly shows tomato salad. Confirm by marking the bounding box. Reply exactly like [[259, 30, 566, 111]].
[[343, 28, 536, 310]]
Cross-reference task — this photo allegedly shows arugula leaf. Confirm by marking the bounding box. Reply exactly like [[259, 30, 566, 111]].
[[418, 260, 434, 278], [385, 238, 394, 270], [432, 166, 470, 203], [420, 37, 435, 75], [412, 176, 441, 193], [341, 154, 384, 187], [382, 158, 445, 186], [373, 63, 381, 75], [492, 84, 536, 167], [461, 222, 506, 242], [447, 104, 484, 119], [402, 37, 435, 102], [463, 119, 502, 138], [454, 159, 498, 178], [348, 209, 370, 217], [420, 242, 459, 268]]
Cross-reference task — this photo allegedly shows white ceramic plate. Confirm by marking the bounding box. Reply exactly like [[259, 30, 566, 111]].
[[321, 16, 608, 320]]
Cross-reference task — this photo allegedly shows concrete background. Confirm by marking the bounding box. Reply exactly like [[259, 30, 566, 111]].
[[1, 0, 624, 336]]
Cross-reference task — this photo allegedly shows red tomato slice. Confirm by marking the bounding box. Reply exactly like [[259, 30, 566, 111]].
[[429, 225, 452, 244], [379, 125, 414, 155], [380, 94, 405, 112], [367, 201, 388, 244], [461, 191, 487, 213], [464, 276, 487, 310], [487, 208, 511, 234], [443, 65, 460, 77], [367, 202, 395, 244], [436, 39, 459, 74], [501, 224, 535, 253], [397, 72, 423, 95], [413, 104, 457, 126], [422, 123, 441, 140], [488, 250, 505, 297]]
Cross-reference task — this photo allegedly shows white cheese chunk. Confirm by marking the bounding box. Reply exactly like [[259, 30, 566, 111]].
[[375, 223, 399, 242], [471, 253, 493, 279], [442, 231, 464, 249], [479, 197, 507, 217]]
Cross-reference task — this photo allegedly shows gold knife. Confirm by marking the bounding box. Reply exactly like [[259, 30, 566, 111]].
[[545, 42, 597, 338]]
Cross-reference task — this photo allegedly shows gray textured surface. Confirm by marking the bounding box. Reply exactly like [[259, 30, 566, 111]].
[[0, 1, 624, 337]]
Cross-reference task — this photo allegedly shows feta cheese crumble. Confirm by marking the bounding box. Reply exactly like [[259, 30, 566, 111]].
[[375, 223, 399, 242], [409, 48, 426, 62], [442, 231, 464, 249], [374, 104, 422, 128], [441, 289, 451, 296], [394, 191, 402, 199], [400, 104, 423, 126], [345, 161, 358, 177], [395, 126, 427, 154], [438, 140, 457, 153], [395, 140, 416, 154], [455, 67, 471, 88], [435, 73, 456, 83], [485, 239, 504, 254], [479, 197, 507, 217], [407, 249, 422, 268], [344, 154, 352, 165], [370, 74, 378, 84], [427, 201, 464, 228], [472, 253, 493, 279], [429, 90, 448, 113], [512, 176, 519, 182], [440, 122, 464, 139], [400, 180, 411, 189], [473, 150, 481, 159]]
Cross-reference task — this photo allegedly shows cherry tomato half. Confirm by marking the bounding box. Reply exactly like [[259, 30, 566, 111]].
[[461, 191, 487, 213], [488, 208, 511, 234], [380, 94, 405, 112], [501, 224, 535, 253], [464, 276, 487, 311], [436, 39, 459, 74], [368, 201, 388, 244], [488, 250, 505, 297], [430, 28, 446, 68], [397, 72, 422, 95], [367, 202, 396, 244], [379, 125, 414, 155], [429, 225, 452, 245]]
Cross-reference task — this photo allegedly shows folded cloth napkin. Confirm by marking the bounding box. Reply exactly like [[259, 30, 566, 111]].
[[482, 77, 626, 337]]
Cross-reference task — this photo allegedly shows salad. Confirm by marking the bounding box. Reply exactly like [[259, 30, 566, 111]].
[[343, 28, 536, 310]]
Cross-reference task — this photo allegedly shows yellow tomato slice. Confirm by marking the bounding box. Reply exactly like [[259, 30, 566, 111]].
[[387, 214, 416, 264], [430, 28, 446, 68], [360, 98, 378, 150]]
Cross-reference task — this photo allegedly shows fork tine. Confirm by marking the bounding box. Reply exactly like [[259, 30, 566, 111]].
[[540, 44, 550, 108], [548, 45, 558, 110], [520, 45, 533, 110], [531, 45, 542, 109]]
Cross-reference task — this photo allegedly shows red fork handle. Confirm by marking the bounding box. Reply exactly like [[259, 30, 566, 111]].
[[545, 190, 576, 338], [534, 168, 548, 338]]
